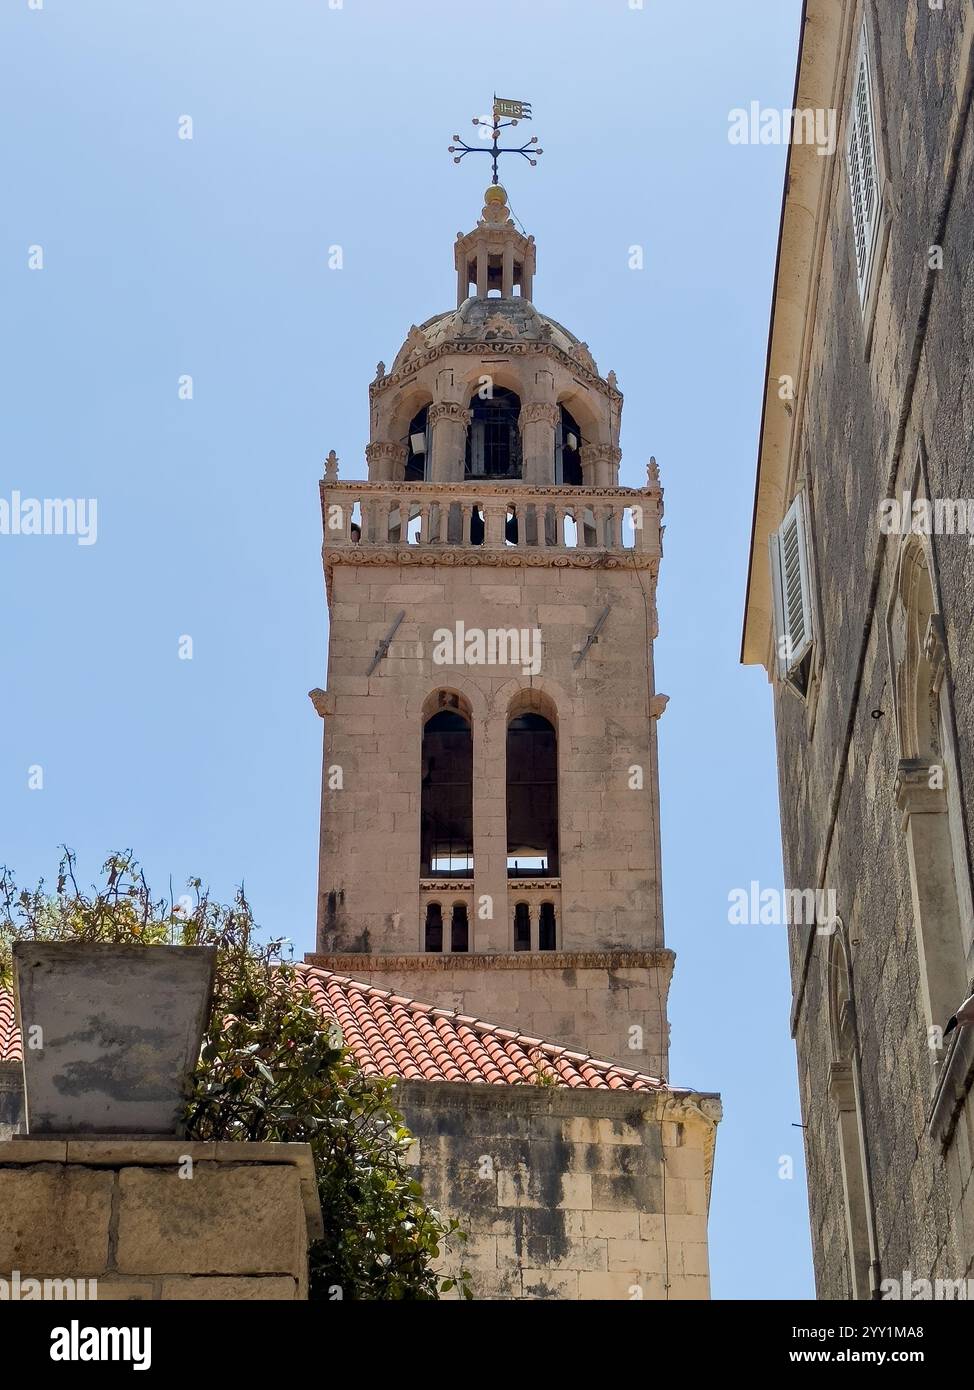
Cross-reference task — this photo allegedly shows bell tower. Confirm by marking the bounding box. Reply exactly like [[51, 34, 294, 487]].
[[308, 169, 673, 1077]]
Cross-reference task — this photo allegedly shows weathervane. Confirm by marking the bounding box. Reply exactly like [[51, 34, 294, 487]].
[[448, 96, 543, 185]]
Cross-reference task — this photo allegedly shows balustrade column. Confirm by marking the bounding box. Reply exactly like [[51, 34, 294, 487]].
[[484, 502, 507, 547]]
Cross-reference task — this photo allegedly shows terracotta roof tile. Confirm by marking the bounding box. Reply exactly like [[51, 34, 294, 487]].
[[0, 969, 676, 1096], [298, 966, 671, 1094], [0, 989, 21, 1064]]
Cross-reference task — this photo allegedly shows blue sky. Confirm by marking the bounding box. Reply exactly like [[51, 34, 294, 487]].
[[1, 0, 812, 1297]]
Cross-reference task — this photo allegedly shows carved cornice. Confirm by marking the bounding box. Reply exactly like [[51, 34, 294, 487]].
[[370, 339, 623, 403], [305, 948, 674, 973], [320, 480, 649, 498], [419, 879, 474, 893], [427, 401, 472, 428], [324, 546, 660, 575], [518, 402, 560, 429], [507, 879, 562, 892]]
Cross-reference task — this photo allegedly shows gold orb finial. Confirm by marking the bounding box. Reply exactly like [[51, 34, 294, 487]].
[[484, 184, 508, 205]]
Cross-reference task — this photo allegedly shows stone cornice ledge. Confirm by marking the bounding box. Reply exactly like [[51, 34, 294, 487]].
[[324, 548, 659, 572], [928, 1023, 974, 1148], [305, 949, 674, 973]]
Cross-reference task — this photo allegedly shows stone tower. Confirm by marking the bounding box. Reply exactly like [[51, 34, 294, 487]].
[[309, 184, 673, 1078]]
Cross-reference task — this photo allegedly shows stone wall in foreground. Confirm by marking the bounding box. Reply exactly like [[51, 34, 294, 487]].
[[0, 1139, 322, 1300]]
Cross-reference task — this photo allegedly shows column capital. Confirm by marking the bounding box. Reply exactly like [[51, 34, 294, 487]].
[[895, 758, 947, 821], [518, 402, 560, 430], [428, 401, 472, 428]]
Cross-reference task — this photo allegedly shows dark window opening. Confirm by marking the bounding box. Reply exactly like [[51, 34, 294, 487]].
[[506, 713, 559, 877], [425, 902, 443, 953], [539, 902, 557, 951], [466, 388, 522, 480], [405, 405, 430, 483], [513, 901, 531, 951], [451, 903, 469, 952], [558, 407, 584, 486], [421, 710, 474, 875]]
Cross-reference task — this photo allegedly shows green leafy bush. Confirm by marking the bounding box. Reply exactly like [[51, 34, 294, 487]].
[[0, 849, 471, 1300]]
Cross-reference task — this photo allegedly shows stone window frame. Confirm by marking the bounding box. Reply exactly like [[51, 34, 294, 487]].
[[884, 464, 974, 1137], [825, 925, 881, 1299], [844, 7, 893, 355]]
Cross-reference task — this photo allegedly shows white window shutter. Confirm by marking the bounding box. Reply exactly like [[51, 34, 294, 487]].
[[847, 25, 880, 303], [770, 493, 814, 679]]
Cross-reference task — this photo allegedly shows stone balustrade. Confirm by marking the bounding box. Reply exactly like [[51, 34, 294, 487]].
[[320, 481, 661, 560]]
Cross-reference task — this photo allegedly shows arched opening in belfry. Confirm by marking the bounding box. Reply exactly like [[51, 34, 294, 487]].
[[466, 387, 522, 480], [506, 713, 559, 877], [404, 405, 431, 482], [557, 406, 584, 486], [421, 702, 474, 876]]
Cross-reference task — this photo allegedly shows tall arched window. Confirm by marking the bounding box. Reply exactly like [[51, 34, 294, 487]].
[[466, 387, 522, 479], [513, 902, 531, 951], [506, 712, 559, 877], [421, 697, 473, 876], [888, 532, 971, 1058]]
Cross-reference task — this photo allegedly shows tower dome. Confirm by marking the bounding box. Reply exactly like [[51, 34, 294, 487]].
[[366, 188, 621, 489]]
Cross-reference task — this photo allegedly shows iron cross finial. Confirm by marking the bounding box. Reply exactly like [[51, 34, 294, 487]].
[[448, 96, 543, 185]]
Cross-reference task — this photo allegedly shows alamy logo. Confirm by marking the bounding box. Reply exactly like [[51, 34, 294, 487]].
[[50, 1320, 151, 1370], [728, 103, 837, 155], [878, 491, 974, 545], [0, 491, 97, 545], [0, 1270, 96, 1300], [432, 621, 541, 676], [727, 882, 839, 931]]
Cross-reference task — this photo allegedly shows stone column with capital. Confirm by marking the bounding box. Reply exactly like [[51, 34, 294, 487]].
[[427, 402, 471, 483], [519, 401, 560, 486], [365, 440, 406, 482], [580, 443, 622, 487]]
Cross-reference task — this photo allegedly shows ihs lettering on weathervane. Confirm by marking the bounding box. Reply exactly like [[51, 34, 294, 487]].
[[448, 96, 543, 185]]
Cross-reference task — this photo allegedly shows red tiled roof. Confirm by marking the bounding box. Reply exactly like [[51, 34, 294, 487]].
[[299, 966, 669, 1093], [0, 988, 22, 1064], [0, 970, 670, 1094]]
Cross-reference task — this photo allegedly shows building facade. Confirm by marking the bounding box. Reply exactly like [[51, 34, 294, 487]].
[[743, 0, 974, 1297]]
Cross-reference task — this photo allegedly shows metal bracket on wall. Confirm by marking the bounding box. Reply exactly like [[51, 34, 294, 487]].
[[367, 611, 406, 675], [573, 604, 611, 669]]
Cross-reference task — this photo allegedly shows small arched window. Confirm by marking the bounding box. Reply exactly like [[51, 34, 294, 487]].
[[539, 901, 557, 951], [425, 902, 443, 953], [451, 903, 469, 953], [466, 387, 522, 480], [513, 902, 531, 952]]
